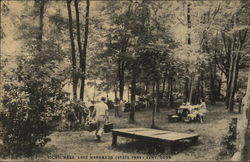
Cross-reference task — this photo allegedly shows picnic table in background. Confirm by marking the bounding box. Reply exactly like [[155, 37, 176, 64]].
[[179, 105, 201, 110], [111, 127, 199, 153], [169, 104, 205, 123]]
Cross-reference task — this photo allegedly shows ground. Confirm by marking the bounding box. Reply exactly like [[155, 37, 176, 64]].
[[21, 102, 240, 161]]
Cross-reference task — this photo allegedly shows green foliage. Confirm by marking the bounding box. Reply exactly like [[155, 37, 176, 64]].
[[219, 119, 237, 158], [1, 54, 69, 156], [98, 1, 177, 85], [68, 99, 89, 118]]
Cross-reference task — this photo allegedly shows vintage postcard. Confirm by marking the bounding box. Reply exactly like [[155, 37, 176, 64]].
[[1, 0, 250, 161]]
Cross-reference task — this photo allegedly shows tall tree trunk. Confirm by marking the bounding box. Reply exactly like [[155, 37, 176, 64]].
[[167, 80, 170, 103], [184, 76, 189, 103], [227, 50, 235, 111], [224, 25, 248, 110], [37, 0, 45, 53], [185, 2, 192, 103], [209, 60, 216, 105], [66, 0, 78, 100], [80, 0, 90, 101], [151, 81, 156, 127], [117, 61, 121, 99], [197, 76, 201, 104], [184, 3, 191, 103], [200, 68, 205, 101], [145, 82, 149, 94], [234, 57, 240, 99], [217, 71, 223, 97], [74, 0, 83, 123], [74, 0, 82, 57], [189, 76, 194, 104], [93, 79, 96, 102], [225, 73, 230, 108], [156, 79, 160, 112], [129, 68, 136, 122], [152, 81, 155, 107], [118, 61, 125, 100], [187, 3, 191, 44], [168, 77, 173, 107], [151, 100, 156, 127], [127, 84, 130, 103], [114, 84, 118, 101], [161, 77, 166, 99], [169, 77, 174, 107], [228, 49, 240, 112]]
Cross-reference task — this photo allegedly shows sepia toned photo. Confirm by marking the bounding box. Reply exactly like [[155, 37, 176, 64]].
[[0, 0, 250, 161]]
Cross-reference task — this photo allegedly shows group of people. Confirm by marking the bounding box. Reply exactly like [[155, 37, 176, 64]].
[[65, 97, 109, 142], [76, 97, 131, 141], [180, 99, 207, 123]]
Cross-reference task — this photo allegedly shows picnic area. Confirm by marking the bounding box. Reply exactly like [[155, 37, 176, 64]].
[[1, 0, 250, 161], [11, 102, 239, 161]]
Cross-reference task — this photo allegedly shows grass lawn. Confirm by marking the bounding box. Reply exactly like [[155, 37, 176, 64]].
[[27, 102, 240, 161], [0, 102, 241, 161]]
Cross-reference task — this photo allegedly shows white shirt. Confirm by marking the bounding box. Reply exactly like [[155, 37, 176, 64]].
[[95, 101, 108, 117], [199, 102, 207, 114]]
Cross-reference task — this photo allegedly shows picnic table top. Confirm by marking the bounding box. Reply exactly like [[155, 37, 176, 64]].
[[179, 105, 201, 109], [111, 128, 199, 142]]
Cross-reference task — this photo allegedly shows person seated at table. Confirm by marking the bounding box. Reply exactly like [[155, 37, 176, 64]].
[[181, 102, 186, 106], [188, 109, 199, 120]]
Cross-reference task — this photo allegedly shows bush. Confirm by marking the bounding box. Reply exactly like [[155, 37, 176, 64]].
[[218, 118, 237, 158], [0, 56, 69, 156]]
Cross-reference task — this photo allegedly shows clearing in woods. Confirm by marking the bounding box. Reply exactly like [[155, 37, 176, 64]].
[[27, 102, 241, 161]]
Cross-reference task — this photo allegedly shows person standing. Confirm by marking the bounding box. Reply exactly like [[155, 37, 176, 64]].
[[237, 89, 245, 113], [114, 98, 121, 117], [145, 94, 150, 109], [92, 97, 109, 141], [67, 109, 77, 130], [198, 99, 207, 123], [120, 100, 126, 112]]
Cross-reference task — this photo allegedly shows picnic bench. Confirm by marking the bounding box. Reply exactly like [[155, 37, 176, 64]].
[[111, 128, 199, 153]]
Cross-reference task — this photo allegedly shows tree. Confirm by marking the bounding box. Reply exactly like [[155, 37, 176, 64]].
[[66, 0, 78, 100], [1, 0, 69, 155], [211, 1, 250, 111], [101, 1, 134, 101], [36, 0, 45, 52], [79, 0, 90, 101], [100, 0, 177, 123]]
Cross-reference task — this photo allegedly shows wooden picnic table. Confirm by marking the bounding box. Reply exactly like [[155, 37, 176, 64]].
[[111, 127, 199, 153], [179, 105, 201, 110], [177, 105, 201, 115]]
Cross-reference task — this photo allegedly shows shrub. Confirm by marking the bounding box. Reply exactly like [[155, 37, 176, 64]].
[[0, 56, 69, 156], [218, 118, 237, 158]]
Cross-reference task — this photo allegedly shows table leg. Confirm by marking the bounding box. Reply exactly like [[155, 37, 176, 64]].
[[163, 145, 172, 154], [191, 136, 198, 145], [156, 144, 165, 153], [158, 142, 172, 154], [171, 142, 178, 154], [112, 133, 117, 147]]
